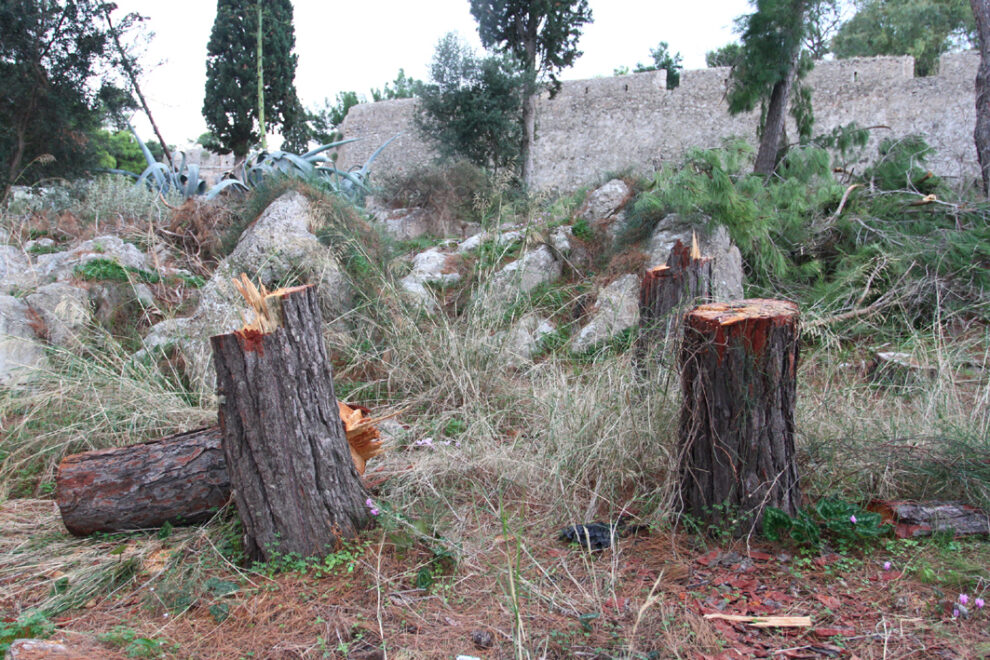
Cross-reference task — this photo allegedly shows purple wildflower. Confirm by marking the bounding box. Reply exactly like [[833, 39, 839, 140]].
[[883, 561, 892, 571], [975, 598, 985, 609], [849, 514, 857, 524], [959, 594, 969, 605]]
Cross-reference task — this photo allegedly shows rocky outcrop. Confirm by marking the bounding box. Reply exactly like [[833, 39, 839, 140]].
[[25, 282, 92, 348], [141, 191, 353, 392], [399, 247, 461, 312], [571, 274, 641, 354], [498, 313, 555, 364], [482, 244, 562, 306], [0, 295, 46, 384]]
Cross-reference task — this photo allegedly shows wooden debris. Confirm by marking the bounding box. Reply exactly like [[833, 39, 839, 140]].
[[703, 614, 812, 628], [868, 500, 990, 538]]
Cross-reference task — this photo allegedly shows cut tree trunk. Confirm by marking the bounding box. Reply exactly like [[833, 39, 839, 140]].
[[869, 500, 990, 538], [639, 239, 714, 343], [211, 283, 368, 562], [678, 299, 802, 535], [56, 427, 229, 536]]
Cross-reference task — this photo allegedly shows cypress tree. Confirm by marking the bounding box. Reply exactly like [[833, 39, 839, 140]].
[[203, 0, 298, 159]]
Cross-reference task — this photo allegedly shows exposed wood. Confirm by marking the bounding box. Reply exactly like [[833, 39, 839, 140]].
[[703, 614, 812, 628], [678, 299, 802, 535], [56, 427, 229, 536], [869, 500, 990, 538], [639, 237, 714, 344], [212, 283, 369, 562]]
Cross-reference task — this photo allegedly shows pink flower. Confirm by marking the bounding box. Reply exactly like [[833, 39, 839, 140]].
[[952, 608, 960, 618], [959, 594, 969, 605], [849, 515, 857, 524], [365, 498, 380, 516], [975, 598, 985, 609], [883, 561, 892, 571]]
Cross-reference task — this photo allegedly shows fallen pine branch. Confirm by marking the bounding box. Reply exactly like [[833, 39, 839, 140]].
[[704, 614, 812, 628]]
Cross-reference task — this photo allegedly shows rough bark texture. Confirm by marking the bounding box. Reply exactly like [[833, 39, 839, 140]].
[[869, 500, 990, 538], [639, 240, 714, 342], [211, 284, 368, 562], [678, 299, 802, 535], [972, 0, 990, 195], [753, 55, 798, 175], [56, 427, 229, 536]]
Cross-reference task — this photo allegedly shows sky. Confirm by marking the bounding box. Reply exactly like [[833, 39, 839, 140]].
[[112, 0, 753, 146]]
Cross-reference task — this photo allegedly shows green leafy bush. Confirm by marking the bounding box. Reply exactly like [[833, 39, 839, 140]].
[[763, 498, 892, 549]]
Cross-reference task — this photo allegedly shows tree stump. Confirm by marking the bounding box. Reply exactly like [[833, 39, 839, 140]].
[[56, 427, 229, 536], [211, 283, 368, 562], [678, 299, 802, 535], [640, 240, 714, 331]]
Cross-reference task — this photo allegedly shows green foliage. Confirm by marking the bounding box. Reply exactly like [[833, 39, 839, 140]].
[[74, 258, 161, 285], [371, 68, 422, 102], [91, 129, 164, 174], [99, 626, 174, 658], [634, 138, 990, 324], [832, 0, 976, 76], [203, 0, 298, 158], [0, 611, 53, 655], [763, 498, 892, 549], [416, 33, 525, 172], [0, 0, 135, 198], [470, 0, 593, 91], [706, 42, 743, 67], [633, 41, 684, 89]]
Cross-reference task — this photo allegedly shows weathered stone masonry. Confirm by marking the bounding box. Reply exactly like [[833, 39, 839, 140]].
[[336, 53, 978, 192]]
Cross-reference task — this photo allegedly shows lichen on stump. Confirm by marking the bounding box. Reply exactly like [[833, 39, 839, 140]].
[[678, 299, 801, 536], [211, 282, 368, 562]]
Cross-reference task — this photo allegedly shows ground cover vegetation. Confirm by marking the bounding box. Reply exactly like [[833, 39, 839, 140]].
[[1, 123, 988, 656], [1, 0, 989, 657]]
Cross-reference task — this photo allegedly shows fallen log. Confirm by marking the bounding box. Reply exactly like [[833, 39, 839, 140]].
[[868, 500, 990, 538], [55, 403, 386, 537], [56, 426, 230, 536]]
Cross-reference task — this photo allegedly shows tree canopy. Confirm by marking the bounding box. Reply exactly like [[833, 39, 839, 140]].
[[832, 0, 975, 76], [0, 0, 133, 199], [416, 33, 523, 172], [203, 0, 299, 158], [469, 0, 592, 181]]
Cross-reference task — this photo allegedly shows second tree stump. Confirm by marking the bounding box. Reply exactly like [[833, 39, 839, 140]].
[[678, 299, 802, 535]]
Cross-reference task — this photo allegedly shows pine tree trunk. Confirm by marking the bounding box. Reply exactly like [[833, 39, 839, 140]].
[[639, 239, 714, 343], [753, 47, 801, 175], [211, 284, 368, 562], [56, 427, 229, 536], [971, 0, 990, 196], [520, 91, 536, 185], [678, 299, 802, 535]]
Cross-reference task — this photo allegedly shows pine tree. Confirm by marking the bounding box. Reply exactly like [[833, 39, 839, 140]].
[[470, 0, 593, 183], [728, 0, 811, 175], [972, 0, 990, 195], [203, 0, 298, 159]]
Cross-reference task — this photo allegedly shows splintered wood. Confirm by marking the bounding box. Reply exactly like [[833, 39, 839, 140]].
[[338, 402, 389, 475], [232, 273, 309, 333]]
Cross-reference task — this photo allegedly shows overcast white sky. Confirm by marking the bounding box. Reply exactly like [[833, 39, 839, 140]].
[[112, 0, 753, 145]]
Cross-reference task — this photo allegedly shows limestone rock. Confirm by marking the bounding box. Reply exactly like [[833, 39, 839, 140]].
[[399, 248, 461, 311], [5, 637, 112, 659], [577, 179, 633, 222], [0, 295, 46, 384], [646, 215, 744, 300], [550, 225, 573, 255], [485, 245, 562, 304], [382, 207, 431, 240], [571, 274, 641, 353], [25, 282, 91, 348], [0, 245, 33, 294], [31, 235, 150, 283], [141, 191, 353, 392], [499, 314, 555, 364]]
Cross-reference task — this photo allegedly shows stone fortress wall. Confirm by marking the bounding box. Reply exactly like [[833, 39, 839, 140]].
[[336, 52, 979, 192]]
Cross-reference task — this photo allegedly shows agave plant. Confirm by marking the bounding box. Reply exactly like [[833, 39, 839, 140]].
[[116, 123, 399, 205]]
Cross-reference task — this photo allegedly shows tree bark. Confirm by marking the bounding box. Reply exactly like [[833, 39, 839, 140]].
[[971, 0, 990, 196], [639, 239, 714, 342], [753, 51, 799, 175], [211, 284, 368, 562], [869, 499, 990, 538], [678, 299, 802, 536], [102, 7, 174, 169], [56, 427, 229, 536]]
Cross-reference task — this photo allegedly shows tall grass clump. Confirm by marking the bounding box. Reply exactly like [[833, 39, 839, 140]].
[[0, 330, 212, 499]]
